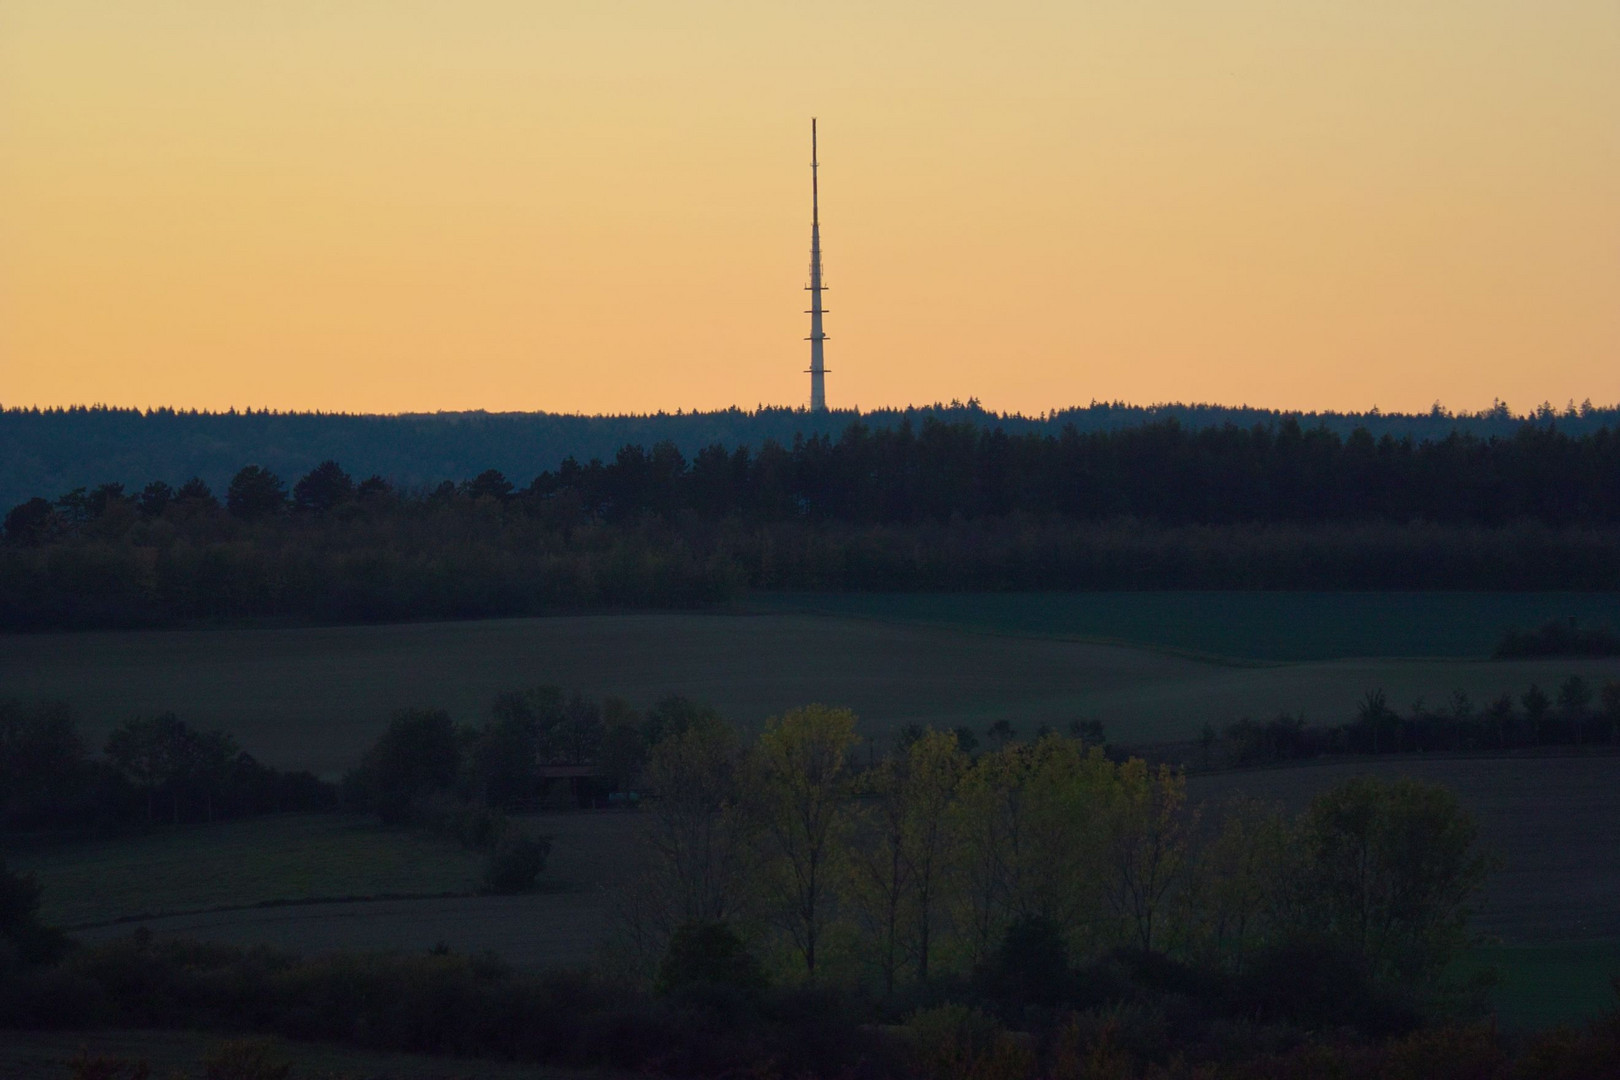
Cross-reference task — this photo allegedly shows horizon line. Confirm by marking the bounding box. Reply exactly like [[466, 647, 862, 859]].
[[1, 397, 1614, 423]]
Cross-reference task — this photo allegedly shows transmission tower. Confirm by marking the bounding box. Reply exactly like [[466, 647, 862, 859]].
[[804, 118, 829, 411]]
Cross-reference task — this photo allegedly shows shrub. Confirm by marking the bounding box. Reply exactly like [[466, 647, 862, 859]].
[[31, 935, 878, 1078], [976, 915, 1073, 1010], [0, 858, 69, 970], [654, 921, 767, 997], [1237, 937, 1416, 1036], [201, 1039, 291, 1080], [904, 1003, 1034, 1080], [1379, 1024, 1507, 1080], [0, 965, 110, 1029], [481, 831, 551, 893], [1495, 619, 1620, 658], [66, 1051, 151, 1080]]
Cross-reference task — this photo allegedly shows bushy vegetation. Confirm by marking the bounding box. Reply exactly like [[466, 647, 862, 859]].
[[1197, 674, 1620, 768], [611, 710, 1491, 1011], [8, 419, 1620, 628], [0, 701, 334, 834], [9, 699, 1620, 1077], [0, 859, 69, 972], [338, 694, 723, 891], [4, 753, 1613, 1077], [480, 832, 551, 894], [343, 691, 709, 819], [1496, 618, 1620, 658], [4, 933, 885, 1078]]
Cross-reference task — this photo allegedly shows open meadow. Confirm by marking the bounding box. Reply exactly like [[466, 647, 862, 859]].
[[755, 590, 1620, 661], [6, 599, 1620, 777], [9, 815, 485, 928], [20, 811, 642, 970]]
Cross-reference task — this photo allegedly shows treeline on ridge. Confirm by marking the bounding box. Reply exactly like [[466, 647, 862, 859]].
[[7, 418, 1620, 628], [5, 397, 1610, 513], [1201, 674, 1620, 769]]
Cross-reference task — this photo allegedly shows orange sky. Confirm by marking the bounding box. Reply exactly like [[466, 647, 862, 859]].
[[2, 1, 1616, 415]]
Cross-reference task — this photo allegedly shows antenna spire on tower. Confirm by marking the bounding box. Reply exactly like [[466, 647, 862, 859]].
[[805, 117, 829, 411]]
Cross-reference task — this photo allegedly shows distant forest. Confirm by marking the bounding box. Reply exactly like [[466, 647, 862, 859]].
[[3, 398, 1614, 511], [5, 416, 1620, 628]]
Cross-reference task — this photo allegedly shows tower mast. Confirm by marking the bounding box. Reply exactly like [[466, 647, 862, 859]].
[[805, 118, 828, 411]]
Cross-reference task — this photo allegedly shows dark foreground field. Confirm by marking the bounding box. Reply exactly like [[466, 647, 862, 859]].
[[0, 1029, 590, 1080], [6, 603, 1620, 776]]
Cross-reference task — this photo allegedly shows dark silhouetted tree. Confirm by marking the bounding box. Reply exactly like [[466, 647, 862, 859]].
[[105, 714, 183, 822], [0, 700, 90, 828], [2, 498, 56, 545], [1558, 675, 1592, 745], [356, 474, 392, 500], [1602, 681, 1620, 744], [1294, 776, 1490, 985], [1486, 693, 1516, 750], [977, 914, 1072, 1008], [463, 469, 514, 503], [1448, 690, 1472, 752], [137, 480, 175, 517], [1358, 689, 1395, 754], [1521, 684, 1551, 744], [175, 476, 217, 506], [0, 859, 68, 970], [226, 465, 287, 520], [355, 708, 460, 824], [464, 706, 540, 810], [293, 460, 355, 513], [656, 921, 767, 996]]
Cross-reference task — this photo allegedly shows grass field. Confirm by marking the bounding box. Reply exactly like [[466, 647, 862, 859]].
[[753, 591, 1620, 660], [6, 608, 1620, 777], [22, 811, 642, 970], [9, 815, 483, 928], [1461, 944, 1620, 1031]]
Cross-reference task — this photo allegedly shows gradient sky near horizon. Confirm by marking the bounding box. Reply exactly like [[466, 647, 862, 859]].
[[3, 2, 1616, 416]]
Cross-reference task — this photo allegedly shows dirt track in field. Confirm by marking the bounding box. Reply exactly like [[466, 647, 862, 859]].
[[73, 890, 610, 970], [69, 810, 643, 969]]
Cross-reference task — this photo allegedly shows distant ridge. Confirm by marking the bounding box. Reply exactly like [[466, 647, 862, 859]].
[[1, 399, 1613, 509]]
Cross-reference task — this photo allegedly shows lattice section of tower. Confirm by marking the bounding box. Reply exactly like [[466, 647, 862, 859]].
[[804, 118, 829, 412]]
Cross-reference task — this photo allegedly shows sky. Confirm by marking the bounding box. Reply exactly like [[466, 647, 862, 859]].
[[2, 1, 1616, 416]]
